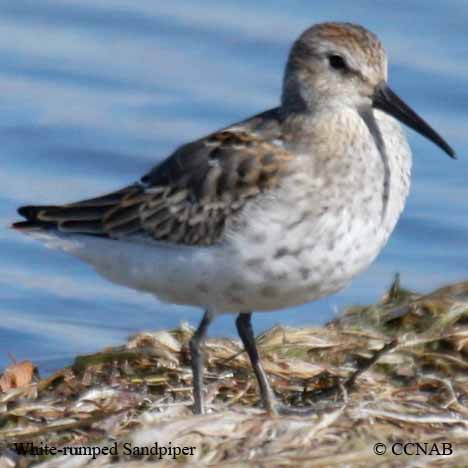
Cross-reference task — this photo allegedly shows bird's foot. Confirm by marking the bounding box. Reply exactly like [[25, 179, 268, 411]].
[[274, 403, 318, 416], [263, 339, 398, 416], [264, 385, 346, 417]]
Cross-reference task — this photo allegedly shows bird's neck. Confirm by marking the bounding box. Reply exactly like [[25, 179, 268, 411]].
[[280, 105, 355, 150]]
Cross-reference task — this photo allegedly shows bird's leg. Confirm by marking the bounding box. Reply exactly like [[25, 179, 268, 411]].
[[236, 312, 277, 412], [236, 315, 398, 416], [189, 309, 214, 414], [236, 313, 310, 415]]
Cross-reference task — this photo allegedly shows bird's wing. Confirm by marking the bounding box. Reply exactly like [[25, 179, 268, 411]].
[[14, 115, 293, 246]]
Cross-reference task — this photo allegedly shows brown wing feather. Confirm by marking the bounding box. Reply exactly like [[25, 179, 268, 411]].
[[14, 125, 293, 246]]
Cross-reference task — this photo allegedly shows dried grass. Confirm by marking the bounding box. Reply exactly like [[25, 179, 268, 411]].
[[1, 276, 468, 467]]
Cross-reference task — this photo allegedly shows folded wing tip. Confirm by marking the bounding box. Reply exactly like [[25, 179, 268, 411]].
[[11, 220, 42, 231]]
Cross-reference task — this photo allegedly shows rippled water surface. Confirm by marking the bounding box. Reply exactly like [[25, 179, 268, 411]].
[[1, 1, 467, 373]]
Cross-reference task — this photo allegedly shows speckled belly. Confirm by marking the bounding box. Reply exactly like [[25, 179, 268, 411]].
[[217, 209, 385, 312]]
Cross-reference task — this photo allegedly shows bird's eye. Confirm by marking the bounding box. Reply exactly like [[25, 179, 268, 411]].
[[328, 54, 347, 71]]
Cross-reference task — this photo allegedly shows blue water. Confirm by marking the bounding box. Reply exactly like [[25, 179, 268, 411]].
[[1, 1, 467, 374]]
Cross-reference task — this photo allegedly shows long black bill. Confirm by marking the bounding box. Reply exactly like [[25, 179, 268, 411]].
[[373, 82, 456, 159]]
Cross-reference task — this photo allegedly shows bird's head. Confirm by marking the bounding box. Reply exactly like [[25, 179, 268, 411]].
[[282, 22, 455, 158]]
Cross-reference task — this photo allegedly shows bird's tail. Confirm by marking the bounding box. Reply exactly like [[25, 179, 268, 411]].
[[11, 184, 140, 235]]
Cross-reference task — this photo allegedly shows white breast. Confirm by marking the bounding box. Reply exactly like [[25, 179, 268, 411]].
[[25, 111, 411, 316], [215, 109, 412, 312]]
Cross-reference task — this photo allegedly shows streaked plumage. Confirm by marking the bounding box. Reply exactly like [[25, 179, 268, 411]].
[[13, 22, 455, 414], [15, 110, 292, 245]]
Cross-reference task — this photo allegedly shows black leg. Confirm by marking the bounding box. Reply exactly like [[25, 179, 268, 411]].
[[235, 314, 396, 417], [189, 310, 213, 414], [236, 312, 277, 412], [236, 313, 316, 416]]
